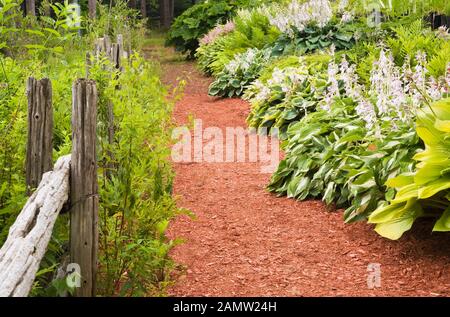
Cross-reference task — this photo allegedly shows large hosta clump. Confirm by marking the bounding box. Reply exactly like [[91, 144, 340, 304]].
[[369, 98, 450, 239], [267, 100, 420, 219], [208, 47, 272, 98]]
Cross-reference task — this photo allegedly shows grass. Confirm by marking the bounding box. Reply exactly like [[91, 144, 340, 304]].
[[143, 29, 187, 64]]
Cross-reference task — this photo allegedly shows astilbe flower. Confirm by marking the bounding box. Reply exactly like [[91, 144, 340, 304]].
[[436, 26, 450, 40], [248, 80, 272, 103], [269, 0, 332, 37], [245, 63, 308, 104], [321, 58, 340, 111], [224, 48, 271, 74], [322, 49, 448, 132], [341, 11, 353, 23], [199, 21, 235, 46], [338, 0, 349, 11]]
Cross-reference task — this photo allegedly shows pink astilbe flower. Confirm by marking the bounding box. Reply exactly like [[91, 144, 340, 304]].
[[199, 21, 235, 46]]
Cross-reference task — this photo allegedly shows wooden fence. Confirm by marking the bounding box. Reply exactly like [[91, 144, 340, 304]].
[[0, 35, 126, 297]]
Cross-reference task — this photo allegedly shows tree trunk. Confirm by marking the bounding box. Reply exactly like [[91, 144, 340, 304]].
[[25, 0, 35, 16], [88, 0, 96, 19], [141, 0, 147, 18], [128, 0, 137, 9], [159, 0, 173, 29], [169, 0, 174, 23], [42, 0, 54, 16]]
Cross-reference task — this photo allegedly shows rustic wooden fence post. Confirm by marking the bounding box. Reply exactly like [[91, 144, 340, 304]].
[[70, 79, 99, 297], [26, 77, 53, 195], [86, 52, 92, 78]]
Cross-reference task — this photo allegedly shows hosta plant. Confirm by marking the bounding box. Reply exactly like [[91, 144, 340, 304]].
[[368, 98, 450, 239], [268, 100, 364, 206], [208, 47, 272, 98], [270, 22, 359, 57], [245, 55, 330, 136]]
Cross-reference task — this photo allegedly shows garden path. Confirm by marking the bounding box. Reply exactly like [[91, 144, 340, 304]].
[[144, 42, 450, 297]]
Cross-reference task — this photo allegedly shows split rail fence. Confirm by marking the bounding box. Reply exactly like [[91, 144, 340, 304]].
[[0, 35, 127, 297]]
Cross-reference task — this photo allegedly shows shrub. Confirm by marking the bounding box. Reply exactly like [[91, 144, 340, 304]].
[[166, 0, 241, 58]]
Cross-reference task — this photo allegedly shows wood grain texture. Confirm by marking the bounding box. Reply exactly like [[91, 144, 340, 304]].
[[26, 77, 53, 195], [70, 79, 98, 297], [0, 155, 71, 297]]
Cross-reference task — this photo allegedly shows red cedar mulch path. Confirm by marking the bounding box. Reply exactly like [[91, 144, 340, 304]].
[[144, 44, 450, 297]]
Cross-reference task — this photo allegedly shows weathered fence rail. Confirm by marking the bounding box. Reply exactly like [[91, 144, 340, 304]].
[[0, 34, 125, 297], [0, 155, 71, 297]]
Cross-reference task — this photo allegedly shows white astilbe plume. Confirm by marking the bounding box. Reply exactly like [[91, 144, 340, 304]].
[[245, 64, 308, 104], [338, 0, 349, 11], [224, 48, 268, 74], [341, 11, 353, 23], [322, 49, 448, 132], [321, 58, 340, 111], [269, 0, 332, 37]]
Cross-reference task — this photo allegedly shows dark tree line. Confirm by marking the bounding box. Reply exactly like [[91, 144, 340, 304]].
[[22, 0, 178, 28]]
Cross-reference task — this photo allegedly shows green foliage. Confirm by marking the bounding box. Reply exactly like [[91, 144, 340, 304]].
[[347, 0, 450, 16], [0, 0, 20, 50], [245, 54, 330, 136], [0, 56, 28, 244], [0, 1, 183, 296], [86, 0, 146, 53], [1, 0, 82, 59], [270, 22, 358, 57], [196, 34, 230, 75], [427, 40, 450, 78], [195, 6, 281, 75], [386, 20, 440, 66], [268, 100, 421, 222], [343, 129, 420, 223], [369, 98, 450, 239], [91, 54, 183, 296], [268, 100, 363, 204], [208, 47, 272, 98]]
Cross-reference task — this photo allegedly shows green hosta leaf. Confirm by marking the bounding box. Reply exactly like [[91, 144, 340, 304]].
[[416, 126, 442, 146], [414, 163, 444, 185], [433, 206, 450, 232], [417, 176, 450, 199], [434, 119, 450, 132], [296, 177, 311, 200], [287, 176, 301, 198], [413, 144, 450, 164], [323, 182, 335, 204], [370, 199, 424, 240], [390, 183, 418, 203], [385, 173, 415, 188]]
